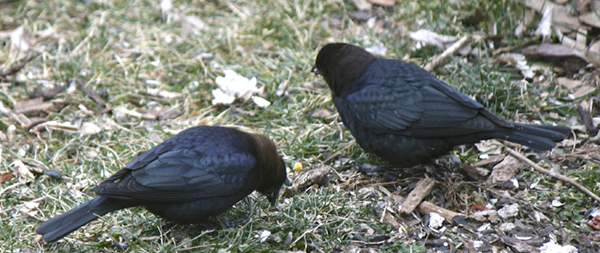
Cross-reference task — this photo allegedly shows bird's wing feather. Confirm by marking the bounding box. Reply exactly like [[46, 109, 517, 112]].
[[95, 148, 256, 202], [346, 60, 508, 137]]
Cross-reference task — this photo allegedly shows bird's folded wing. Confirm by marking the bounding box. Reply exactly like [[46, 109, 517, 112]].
[[346, 76, 504, 137], [95, 149, 257, 202]]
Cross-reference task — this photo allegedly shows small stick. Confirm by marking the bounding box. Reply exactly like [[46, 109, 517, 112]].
[[324, 140, 355, 163], [76, 80, 107, 108], [418, 200, 463, 221], [423, 35, 471, 72], [400, 178, 436, 215], [506, 148, 600, 203], [493, 35, 542, 55]]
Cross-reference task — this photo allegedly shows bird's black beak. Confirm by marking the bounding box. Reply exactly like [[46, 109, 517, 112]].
[[311, 65, 321, 76], [284, 177, 291, 186]]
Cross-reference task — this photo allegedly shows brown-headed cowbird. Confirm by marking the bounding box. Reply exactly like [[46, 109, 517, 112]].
[[36, 126, 287, 242], [313, 43, 570, 167]]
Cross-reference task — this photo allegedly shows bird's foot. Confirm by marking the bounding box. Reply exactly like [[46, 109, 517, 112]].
[[215, 213, 250, 228], [355, 164, 402, 181]]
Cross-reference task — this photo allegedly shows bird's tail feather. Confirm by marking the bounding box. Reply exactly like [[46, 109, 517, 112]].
[[36, 196, 127, 242], [487, 123, 571, 151]]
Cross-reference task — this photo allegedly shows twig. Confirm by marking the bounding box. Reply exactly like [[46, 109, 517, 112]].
[[423, 34, 471, 72], [324, 140, 356, 163], [400, 178, 436, 215], [493, 34, 542, 55], [506, 148, 600, 203], [76, 79, 107, 108], [0, 55, 35, 78]]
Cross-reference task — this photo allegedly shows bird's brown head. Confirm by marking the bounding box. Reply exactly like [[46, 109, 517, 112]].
[[314, 43, 376, 97], [250, 133, 287, 206]]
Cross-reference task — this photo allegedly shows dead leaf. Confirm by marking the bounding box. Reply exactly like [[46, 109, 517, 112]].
[[556, 77, 583, 89], [286, 164, 332, 195], [462, 9, 488, 27], [80, 122, 102, 135], [179, 14, 206, 37], [495, 53, 534, 79], [9, 25, 33, 52], [310, 108, 334, 119], [11, 160, 35, 182], [19, 200, 40, 217], [475, 139, 503, 154], [0, 171, 13, 183]]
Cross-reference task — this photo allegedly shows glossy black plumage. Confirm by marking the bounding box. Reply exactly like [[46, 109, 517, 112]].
[[314, 43, 571, 167], [36, 126, 287, 242]]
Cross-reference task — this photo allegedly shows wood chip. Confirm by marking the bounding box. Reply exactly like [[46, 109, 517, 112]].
[[486, 155, 522, 185], [380, 211, 401, 230], [501, 236, 540, 253], [418, 201, 463, 222], [387, 193, 464, 222], [400, 178, 435, 215], [579, 12, 600, 28], [573, 85, 596, 99]]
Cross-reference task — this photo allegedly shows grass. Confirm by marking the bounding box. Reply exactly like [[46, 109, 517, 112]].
[[0, 0, 595, 252]]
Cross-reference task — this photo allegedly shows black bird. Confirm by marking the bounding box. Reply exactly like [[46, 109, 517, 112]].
[[36, 126, 287, 242], [313, 43, 570, 167]]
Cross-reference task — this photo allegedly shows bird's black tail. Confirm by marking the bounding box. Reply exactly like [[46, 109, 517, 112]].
[[488, 123, 571, 151], [36, 196, 128, 242]]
